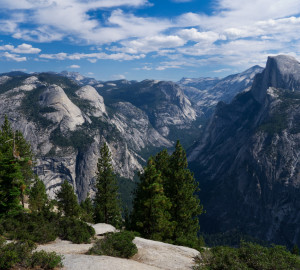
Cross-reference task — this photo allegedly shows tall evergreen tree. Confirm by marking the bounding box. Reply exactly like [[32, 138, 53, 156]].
[[0, 116, 34, 216], [29, 176, 49, 213], [167, 140, 203, 243], [94, 143, 122, 227], [131, 157, 174, 241], [56, 180, 80, 217], [80, 194, 94, 223]]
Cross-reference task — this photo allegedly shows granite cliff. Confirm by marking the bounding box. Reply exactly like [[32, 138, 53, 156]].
[[189, 55, 300, 246]]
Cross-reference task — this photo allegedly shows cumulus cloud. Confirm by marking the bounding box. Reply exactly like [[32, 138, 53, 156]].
[[1, 0, 300, 72], [0, 43, 41, 54], [113, 35, 186, 54], [3, 51, 26, 61]]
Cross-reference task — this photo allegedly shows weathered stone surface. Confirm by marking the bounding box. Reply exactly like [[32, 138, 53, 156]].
[[39, 85, 85, 132], [92, 223, 117, 235], [188, 55, 300, 246], [62, 254, 161, 270], [76, 85, 107, 117], [132, 237, 199, 270]]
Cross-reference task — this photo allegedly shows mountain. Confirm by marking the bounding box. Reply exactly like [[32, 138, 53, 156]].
[[179, 65, 263, 116], [0, 65, 262, 207], [188, 55, 300, 247], [0, 73, 194, 202]]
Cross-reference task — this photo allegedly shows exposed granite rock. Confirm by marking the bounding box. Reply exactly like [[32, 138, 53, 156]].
[[188, 55, 300, 246], [75, 85, 107, 117], [39, 85, 85, 132]]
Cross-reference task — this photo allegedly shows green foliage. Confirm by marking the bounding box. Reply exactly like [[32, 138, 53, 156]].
[[131, 141, 203, 248], [0, 239, 63, 270], [20, 86, 55, 128], [1, 212, 58, 244], [0, 116, 34, 217], [80, 195, 94, 223], [56, 180, 81, 218], [131, 157, 174, 241], [29, 176, 49, 213], [195, 242, 300, 270], [50, 126, 94, 151], [58, 216, 95, 243], [167, 141, 203, 242], [28, 250, 64, 269], [94, 143, 122, 227], [88, 231, 137, 258]]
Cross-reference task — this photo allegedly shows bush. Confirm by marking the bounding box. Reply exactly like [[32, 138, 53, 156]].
[[0, 239, 63, 270], [194, 241, 300, 270], [1, 212, 58, 243], [58, 217, 95, 243], [88, 231, 138, 258], [28, 250, 63, 269]]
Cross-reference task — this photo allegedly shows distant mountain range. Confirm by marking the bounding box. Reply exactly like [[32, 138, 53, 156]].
[[6, 59, 300, 246], [188, 55, 300, 247]]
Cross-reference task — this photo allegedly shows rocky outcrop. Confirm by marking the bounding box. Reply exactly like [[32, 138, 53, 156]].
[[75, 85, 107, 117], [180, 65, 263, 115], [0, 73, 183, 201], [36, 224, 200, 270], [188, 55, 300, 247], [39, 85, 85, 132]]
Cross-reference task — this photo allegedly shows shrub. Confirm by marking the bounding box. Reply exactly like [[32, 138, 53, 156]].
[[194, 241, 300, 270], [58, 217, 95, 243], [88, 231, 138, 258], [1, 212, 58, 244], [28, 250, 64, 269], [0, 239, 63, 270]]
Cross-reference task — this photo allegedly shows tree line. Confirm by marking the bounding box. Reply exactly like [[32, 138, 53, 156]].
[[0, 116, 203, 248]]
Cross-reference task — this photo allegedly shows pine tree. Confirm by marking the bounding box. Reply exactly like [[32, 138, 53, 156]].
[[131, 157, 174, 241], [0, 116, 34, 216], [29, 176, 49, 213], [80, 194, 94, 223], [94, 143, 122, 227], [56, 180, 80, 217], [166, 140, 203, 243]]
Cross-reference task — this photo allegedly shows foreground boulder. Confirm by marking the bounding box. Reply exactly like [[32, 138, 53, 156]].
[[132, 237, 199, 270]]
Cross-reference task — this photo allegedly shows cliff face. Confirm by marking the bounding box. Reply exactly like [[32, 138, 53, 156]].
[[188, 55, 300, 246], [0, 70, 203, 201], [0, 66, 261, 204]]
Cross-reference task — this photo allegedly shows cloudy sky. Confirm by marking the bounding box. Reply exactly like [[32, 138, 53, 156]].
[[0, 0, 299, 81]]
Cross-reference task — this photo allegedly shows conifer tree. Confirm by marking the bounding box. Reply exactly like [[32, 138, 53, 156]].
[[29, 176, 49, 213], [167, 140, 203, 243], [80, 194, 94, 223], [94, 143, 122, 227], [56, 180, 80, 217], [131, 157, 174, 241], [0, 116, 34, 216]]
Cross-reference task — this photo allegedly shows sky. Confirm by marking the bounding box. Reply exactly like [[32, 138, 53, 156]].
[[0, 0, 300, 81]]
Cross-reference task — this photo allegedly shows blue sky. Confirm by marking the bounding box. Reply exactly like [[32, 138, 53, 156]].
[[0, 0, 300, 81]]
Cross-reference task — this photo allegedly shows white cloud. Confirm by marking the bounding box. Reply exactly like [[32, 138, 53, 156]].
[[113, 35, 186, 54], [3, 51, 27, 61], [178, 28, 221, 43], [69, 64, 80, 68], [40, 52, 146, 61], [1, 0, 300, 73], [111, 74, 126, 80], [0, 43, 41, 54]]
